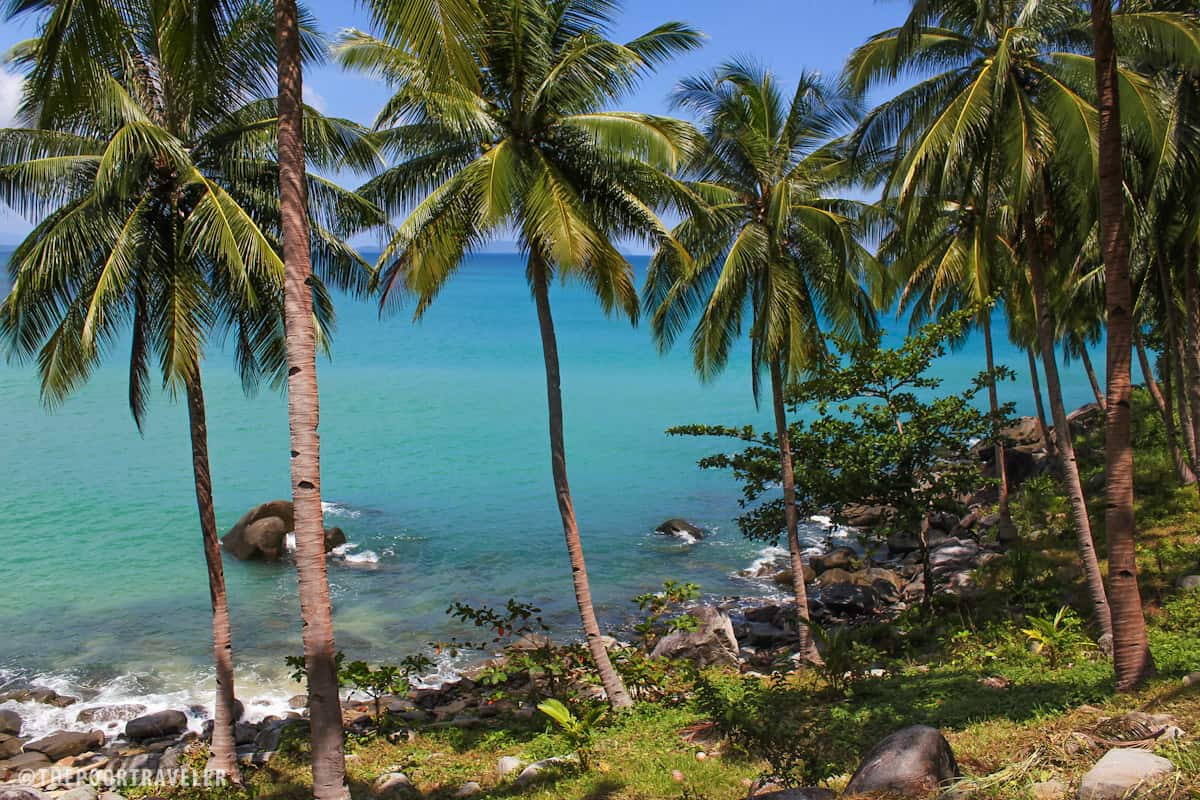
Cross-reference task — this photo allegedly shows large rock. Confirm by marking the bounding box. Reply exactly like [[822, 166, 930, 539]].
[[809, 547, 857, 574], [124, 709, 188, 741], [0, 709, 20, 735], [0, 751, 51, 772], [221, 500, 346, 561], [0, 733, 22, 759], [655, 518, 706, 541], [752, 791, 835, 800], [841, 504, 892, 528], [0, 788, 50, 800], [651, 606, 739, 668], [1077, 748, 1175, 799], [76, 704, 146, 725], [843, 725, 958, 798], [816, 583, 879, 617], [1066, 403, 1105, 438], [24, 729, 105, 760]]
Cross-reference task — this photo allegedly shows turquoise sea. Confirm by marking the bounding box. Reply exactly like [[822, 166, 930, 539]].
[[0, 246, 1124, 733]]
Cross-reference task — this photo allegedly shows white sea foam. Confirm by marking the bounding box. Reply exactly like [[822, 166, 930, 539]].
[[744, 545, 789, 576], [331, 542, 380, 565], [0, 668, 301, 743], [321, 501, 361, 519], [285, 532, 297, 551]]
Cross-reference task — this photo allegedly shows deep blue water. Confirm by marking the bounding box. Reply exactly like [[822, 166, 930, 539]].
[[0, 247, 1121, 713]]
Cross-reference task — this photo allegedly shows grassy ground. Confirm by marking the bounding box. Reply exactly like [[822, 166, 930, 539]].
[[138, 392, 1200, 800]]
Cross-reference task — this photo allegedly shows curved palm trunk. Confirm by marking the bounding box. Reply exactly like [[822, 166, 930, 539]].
[[981, 314, 1013, 535], [1136, 333, 1195, 485], [275, 0, 348, 793], [1077, 340, 1106, 410], [530, 262, 632, 710], [184, 365, 241, 781], [1158, 258, 1199, 469], [1092, 0, 1153, 691], [1027, 227, 1113, 642], [1027, 348, 1056, 460], [768, 358, 818, 662]]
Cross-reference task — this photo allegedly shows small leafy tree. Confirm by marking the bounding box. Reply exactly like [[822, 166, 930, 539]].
[[671, 308, 1013, 614], [536, 699, 608, 771], [632, 580, 701, 650]]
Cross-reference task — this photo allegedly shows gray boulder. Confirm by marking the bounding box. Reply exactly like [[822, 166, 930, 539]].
[[651, 606, 739, 668], [843, 725, 958, 798], [841, 504, 892, 528], [0, 788, 50, 800], [370, 772, 414, 798], [76, 704, 146, 725], [0, 751, 51, 772], [1176, 574, 1200, 591], [24, 729, 105, 760], [816, 583, 879, 617], [497, 755, 524, 777], [655, 518, 706, 540], [58, 786, 98, 800], [0, 709, 20, 735], [752, 790, 835, 800], [125, 709, 188, 741], [1077, 748, 1175, 799]]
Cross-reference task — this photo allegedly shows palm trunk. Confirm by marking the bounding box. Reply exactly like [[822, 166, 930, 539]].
[[981, 314, 1013, 534], [1174, 332, 1199, 469], [184, 365, 241, 782], [769, 358, 818, 662], [1136, 333, 1195, 485], [1027, 348, 1055, 460], [1078, 340, 1106, 410], [1027, 222, 1113, 642], [275, 1, 348, 793], [1185, 263, 1200, 465], [1092, 0, 1153, 691], [530, 260, 632, 710]]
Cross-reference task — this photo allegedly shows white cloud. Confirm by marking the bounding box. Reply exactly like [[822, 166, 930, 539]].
[[302, 84, 326, 113], [0, 68, 22, 128]]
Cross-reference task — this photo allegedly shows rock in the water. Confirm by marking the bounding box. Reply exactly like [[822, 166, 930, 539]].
[[76, 704, 146, 725], [24, 730, 105, 760], [1176, 574, 1200, 591], [125, 709, 188, 741], [498, 756, 524, 777], [655, 518, 705, 541], [813, 567, 855, 588], [650, 606, 739, 668], [1077, 748, 1175, 799], [370, 772, 414, 798], [0, 709, 21, 735], [843, 725, 958, 798], [221, 500, 350, 560]]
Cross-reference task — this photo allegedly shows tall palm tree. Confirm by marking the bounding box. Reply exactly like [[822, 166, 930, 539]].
[[845, 0, 1134, 639], [336, 0, 702, 709], [274, 0, 353, 793], [1, 0, 376, 775], [646, 62, 877, 658], [1090, 0, 1152, 691]]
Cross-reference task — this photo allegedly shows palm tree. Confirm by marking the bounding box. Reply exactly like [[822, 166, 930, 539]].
[[1, 0, 375, 775], [646, 61, 877, 658], [274, 0, 354, 793], [336, 0, 702, 709], [846, 0, 1127, 638], [1090, 0, 1151, 691]]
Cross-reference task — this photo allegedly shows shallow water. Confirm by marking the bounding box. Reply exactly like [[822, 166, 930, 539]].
[[0, 249, 1116, 737]]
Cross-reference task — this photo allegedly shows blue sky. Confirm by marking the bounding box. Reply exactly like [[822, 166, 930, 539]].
[[0, 0, 911, 243]]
